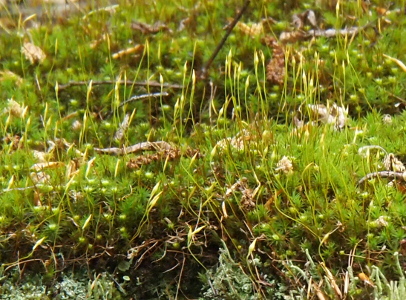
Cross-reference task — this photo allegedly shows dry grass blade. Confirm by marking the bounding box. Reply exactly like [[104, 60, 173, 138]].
[[320, 262, 343, 299], [312, 282, 327, 300], [383, 54, 406, 72]]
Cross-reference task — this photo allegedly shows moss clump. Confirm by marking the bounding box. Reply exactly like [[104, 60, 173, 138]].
[[0, 0, 406, 298]]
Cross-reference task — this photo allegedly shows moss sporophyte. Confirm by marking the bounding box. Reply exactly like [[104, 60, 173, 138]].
[[1, 0, 406, 298]]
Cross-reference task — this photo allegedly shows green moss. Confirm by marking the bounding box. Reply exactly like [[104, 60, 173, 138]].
[[1, 0, 406, 298]]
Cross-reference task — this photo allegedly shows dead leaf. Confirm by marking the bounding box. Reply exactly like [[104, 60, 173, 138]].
[[221, 201, 228, 219], [280, 26, 362, 43], [305, 10, 318, 28], [126, 147, 200, 169], [71, 120, 82, 131], [291, 10, 318, 29], [21, 42, 46, 64], [264, 189, 282, 211], [291, 14, 304, 29], [361, 0, 371, 13], [83, 4, 119, 19], [307, 102, 348, 129], [229, 17, 275, 37]]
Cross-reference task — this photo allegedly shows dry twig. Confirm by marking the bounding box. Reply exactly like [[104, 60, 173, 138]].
[[358, 171, 406, 185], [199, 0, 250, 79], [105, 92, 169, 118], [57, 80, 183, 92], [94, 141, 173, 155]]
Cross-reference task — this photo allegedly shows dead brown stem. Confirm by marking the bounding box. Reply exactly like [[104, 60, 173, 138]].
[[57, 80, 183, 92], [94, 141, 173, 155], [357, 171, 406, 185]]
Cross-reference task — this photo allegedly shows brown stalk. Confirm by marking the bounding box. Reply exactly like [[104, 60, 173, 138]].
[[358, 171, 406, 185], [199, 0, 250, 80], [57, 80, 183, 92]]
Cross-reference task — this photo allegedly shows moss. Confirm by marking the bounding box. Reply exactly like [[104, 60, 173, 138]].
[[1, 0, 406, 298]]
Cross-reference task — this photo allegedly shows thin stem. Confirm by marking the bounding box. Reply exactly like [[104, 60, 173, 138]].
[[199, 0, 250, 79]]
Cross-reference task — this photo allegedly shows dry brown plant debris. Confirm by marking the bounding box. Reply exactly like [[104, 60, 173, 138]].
[[0, 70, 23, 85], [2, 134, 22, 150], [275, 156, 294, 174], [112, 44, 144, 60], [225, 177, 255, 210], [215, 129, 260, 152], [263, 36, 285, 86], [95, 140, 201, 169], [21, 42, 46, 64], [131, 21, 171, 34], [278, 9, 366, 43], [232, 17, 276, 38], [291, 102, 349, 138], [114, 113, 132, 142], [306, 102, 349, 130], [3, 99, 27, 118], [358, 151, 406, 186], [126, 147, 201, 169], [94, 141, 173, 155], [383, 153, 406, 172], [56, 80, 183, 93]]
